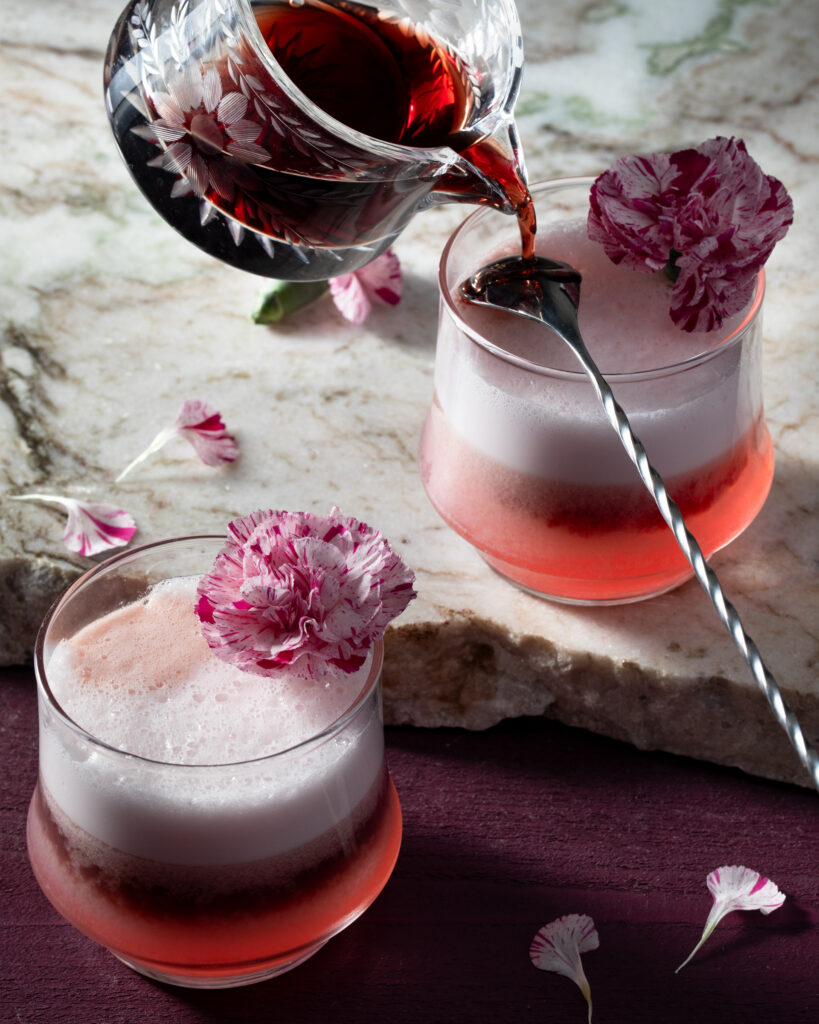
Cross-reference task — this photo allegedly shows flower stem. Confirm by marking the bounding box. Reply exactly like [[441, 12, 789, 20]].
[[675, 916, 718, 973], [663, 249, 682, 283], [578, 965, 593, 1022]]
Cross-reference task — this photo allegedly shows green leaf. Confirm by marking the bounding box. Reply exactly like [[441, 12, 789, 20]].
[[251, 280, 329, 324]]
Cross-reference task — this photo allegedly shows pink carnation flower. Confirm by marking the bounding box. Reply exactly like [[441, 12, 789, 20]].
[[196, 508, 415, 678], [588, 137, 793, 332]]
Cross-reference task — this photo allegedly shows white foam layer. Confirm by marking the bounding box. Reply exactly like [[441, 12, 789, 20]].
[[439, 220, 759, 483], [40, 578, 383, 864]]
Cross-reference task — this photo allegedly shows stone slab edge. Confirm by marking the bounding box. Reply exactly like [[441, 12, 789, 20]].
[[4, 552, 810, 789]]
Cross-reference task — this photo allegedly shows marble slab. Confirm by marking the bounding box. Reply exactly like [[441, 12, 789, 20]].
[[1, 0, 817, 786]]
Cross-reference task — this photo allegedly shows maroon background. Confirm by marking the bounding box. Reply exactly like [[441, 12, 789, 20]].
[[2, 664, 817, 1024]]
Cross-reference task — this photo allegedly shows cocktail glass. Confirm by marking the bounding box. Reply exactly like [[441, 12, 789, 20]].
[[419, 177, 774, 604], [27, 536, 401, 988]]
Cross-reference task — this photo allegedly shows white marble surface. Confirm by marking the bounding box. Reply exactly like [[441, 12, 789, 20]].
[[1, 0, 817, 785]]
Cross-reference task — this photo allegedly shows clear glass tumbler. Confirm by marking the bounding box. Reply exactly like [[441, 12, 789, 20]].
[[419, 178, 774, 604], [27, 536, 401, 987]]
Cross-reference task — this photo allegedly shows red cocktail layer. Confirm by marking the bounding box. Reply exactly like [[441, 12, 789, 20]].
[[27, 768, 401, 982], [420, 398, 774, 602]]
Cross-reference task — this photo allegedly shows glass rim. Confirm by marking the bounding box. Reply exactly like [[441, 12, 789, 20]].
[[438, 175, 766, 382], [236, 0, 523, 170], [34, 534, 385, 771]]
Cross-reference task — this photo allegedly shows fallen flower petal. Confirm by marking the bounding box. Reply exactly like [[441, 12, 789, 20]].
[[10, 494, 137, 557], [117, 399, 238, 481], [196, 506, 416, 679], [530, 914, 599, 1023], [676, 865, 786, 972], [173, 399, 240, 467], [328, 248, 403, 325]]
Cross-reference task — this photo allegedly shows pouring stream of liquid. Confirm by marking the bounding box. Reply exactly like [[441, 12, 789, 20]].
[[462, 255, 818, 790]]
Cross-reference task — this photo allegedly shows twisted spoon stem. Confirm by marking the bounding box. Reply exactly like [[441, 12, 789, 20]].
[[569, 336, 819, 790], [464, 256, 817, 789]]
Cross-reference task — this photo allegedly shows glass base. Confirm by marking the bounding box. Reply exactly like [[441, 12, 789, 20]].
[[479, 551, 695, 606], [113, 942, 327, 989]]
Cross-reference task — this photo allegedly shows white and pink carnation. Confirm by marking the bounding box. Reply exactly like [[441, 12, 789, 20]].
[[196, 507, 415, 678], [588, 136, 793, 332]]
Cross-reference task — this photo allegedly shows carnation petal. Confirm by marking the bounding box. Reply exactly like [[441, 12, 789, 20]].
[[357, 248, 403, 306], [329, 249, 402, 323], [530, 914, 599, 1023], [173, 398, 240, 466], [116, 398, 238, 480], [676, 865, 786, 972], [588, 153, 675, 271], [328, 272, 371, 325], [10, 494, 137, 557], [62, 500, 137, 556]]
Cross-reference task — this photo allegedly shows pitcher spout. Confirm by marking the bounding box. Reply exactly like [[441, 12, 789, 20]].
[[424, 119, 530, 216]]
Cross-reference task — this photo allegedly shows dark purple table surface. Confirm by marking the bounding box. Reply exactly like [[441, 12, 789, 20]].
[[2, 664, 817, 1024]]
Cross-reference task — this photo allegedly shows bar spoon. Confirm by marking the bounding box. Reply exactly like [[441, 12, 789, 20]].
[[462, 255, 818, 789]]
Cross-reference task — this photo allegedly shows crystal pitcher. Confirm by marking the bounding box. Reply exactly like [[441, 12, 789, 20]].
[[104, 0, 526, 280]]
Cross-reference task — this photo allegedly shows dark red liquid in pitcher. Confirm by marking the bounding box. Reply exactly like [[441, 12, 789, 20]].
[[109, 0, 533, 274], [107, 0, 534, 277], [253, 0, 535, 254], [256, 0, 467, 146]]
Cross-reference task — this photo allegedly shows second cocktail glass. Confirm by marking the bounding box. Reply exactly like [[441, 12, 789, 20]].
[[419, 178, 773, 604], [27, 535, 402, 988]]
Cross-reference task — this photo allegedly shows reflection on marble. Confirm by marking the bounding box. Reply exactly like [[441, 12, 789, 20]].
[[1, 0, 816, 785]]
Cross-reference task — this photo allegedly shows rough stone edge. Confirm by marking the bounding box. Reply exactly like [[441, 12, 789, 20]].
[[5, 557, 814, 789], [0, 555, 82, 665], [383, 613, 818, 790]]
